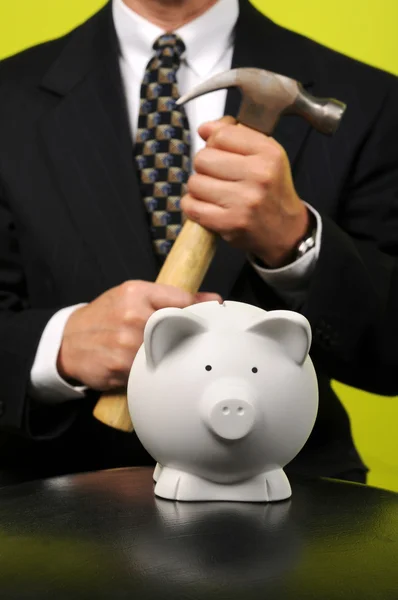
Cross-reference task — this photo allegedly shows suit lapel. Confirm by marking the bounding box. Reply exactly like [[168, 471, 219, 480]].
[[202, 0, 316, 297], [39, 4, 158, 288]]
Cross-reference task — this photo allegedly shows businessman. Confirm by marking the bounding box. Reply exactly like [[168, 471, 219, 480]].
[[0, 0, 397, 486]]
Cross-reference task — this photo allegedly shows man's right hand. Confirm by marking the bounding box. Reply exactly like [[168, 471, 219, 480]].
[[56, 280, 221, 391]]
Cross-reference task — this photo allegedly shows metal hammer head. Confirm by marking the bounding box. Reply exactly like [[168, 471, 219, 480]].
[[176, 67, 346, 136]]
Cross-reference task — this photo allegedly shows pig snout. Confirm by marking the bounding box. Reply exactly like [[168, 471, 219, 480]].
[[201, 380, 256, 441]]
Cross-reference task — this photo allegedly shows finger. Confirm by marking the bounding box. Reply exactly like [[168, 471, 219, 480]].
[[149, 284, 196, 310], [194, 292, 223, 304], [194, 147, 248, 181], [182, 194, 231, 234], [206, 123, 275, 155], [187, 174, 237, 207], [198, 116, 237, 142]]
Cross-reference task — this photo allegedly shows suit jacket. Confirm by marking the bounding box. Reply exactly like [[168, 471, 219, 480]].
[[0, 0, 398, 484]]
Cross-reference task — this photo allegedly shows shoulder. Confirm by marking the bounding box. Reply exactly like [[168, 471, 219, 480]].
[[0, 36, 71, 84], [293, 30, 396, 91], [0, 5, 105, 90], [246, 2, 397, 95]]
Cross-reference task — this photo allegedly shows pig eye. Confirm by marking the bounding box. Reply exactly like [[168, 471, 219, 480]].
[[252, 367, 258, 373], [205, 365, 212, 372]]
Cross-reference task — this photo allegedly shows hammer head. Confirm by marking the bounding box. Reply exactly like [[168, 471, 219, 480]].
[[176, 67, 346, 136]]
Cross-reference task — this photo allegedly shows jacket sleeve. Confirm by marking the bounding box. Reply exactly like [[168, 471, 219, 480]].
[[300, 79, 398, 395], [0, 183, 78, 438]]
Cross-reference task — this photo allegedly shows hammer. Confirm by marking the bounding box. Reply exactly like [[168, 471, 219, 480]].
[[92, 67, 346, 432]]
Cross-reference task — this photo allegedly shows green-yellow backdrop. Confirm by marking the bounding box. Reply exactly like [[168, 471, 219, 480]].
[[0, 0, 397, 491]]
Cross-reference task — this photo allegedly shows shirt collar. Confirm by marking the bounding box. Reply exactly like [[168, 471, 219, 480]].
[[112, 0, 239, 77]]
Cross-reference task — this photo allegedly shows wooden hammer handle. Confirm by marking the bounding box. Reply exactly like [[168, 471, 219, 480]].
[[155, 219, 217, 291], [92, 219, 217, 432]]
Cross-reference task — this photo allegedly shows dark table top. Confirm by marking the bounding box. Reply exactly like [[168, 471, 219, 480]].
[[0, 467, 397, 599]]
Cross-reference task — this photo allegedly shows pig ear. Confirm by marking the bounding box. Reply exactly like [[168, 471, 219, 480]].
[[144, 308, 208, 369], [246, 310, 311, 366]]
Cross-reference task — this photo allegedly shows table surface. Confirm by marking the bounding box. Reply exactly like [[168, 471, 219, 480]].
[[0, 467, 397, 600]]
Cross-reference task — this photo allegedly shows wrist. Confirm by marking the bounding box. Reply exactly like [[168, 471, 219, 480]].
[[56, 306, 86, 385], [255, 208, 316, 268], [56, 342, 81, 385]]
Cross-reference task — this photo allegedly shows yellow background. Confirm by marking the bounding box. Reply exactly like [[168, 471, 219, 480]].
[[0, 1, 397, 490]]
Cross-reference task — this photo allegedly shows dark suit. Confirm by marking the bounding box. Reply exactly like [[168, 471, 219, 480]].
[[0, 0, 397, 485]]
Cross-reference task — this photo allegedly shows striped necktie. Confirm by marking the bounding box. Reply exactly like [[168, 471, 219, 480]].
[[134, 34, 191, 260]]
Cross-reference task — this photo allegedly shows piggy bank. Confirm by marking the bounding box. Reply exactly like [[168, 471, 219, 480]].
[[127, 301, 318, 502]]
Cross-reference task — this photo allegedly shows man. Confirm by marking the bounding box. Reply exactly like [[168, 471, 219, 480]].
[[0, 0, 397, 486]]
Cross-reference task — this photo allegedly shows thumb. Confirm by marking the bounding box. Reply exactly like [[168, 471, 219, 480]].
[[198, 115, 237, 142], [194, 292, 223, 304]]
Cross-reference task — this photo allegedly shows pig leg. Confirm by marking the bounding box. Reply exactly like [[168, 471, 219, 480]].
[[153, 463, 163, 482], [155, 467, 226, 501], [154, 467, 291, 502], [264, 468, 292, 501], [153, 466, 184, 500]]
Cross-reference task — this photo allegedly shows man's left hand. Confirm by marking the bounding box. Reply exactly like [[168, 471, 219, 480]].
[[181, 117, 310, 268]]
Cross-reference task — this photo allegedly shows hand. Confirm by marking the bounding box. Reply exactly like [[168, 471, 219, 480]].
[[181, 117, 310, 268], [57, 281, 221, 391]]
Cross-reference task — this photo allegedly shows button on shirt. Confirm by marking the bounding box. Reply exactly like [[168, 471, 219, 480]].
[[29, 0, 322, 402]]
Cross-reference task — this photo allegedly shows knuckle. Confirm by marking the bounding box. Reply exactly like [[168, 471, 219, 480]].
[[211, 126, 229, 146], [251, 144, 286, 184], [121, 280, 139, 297], [107, 354, 127, 376], [189, 208, 203, 224], [187, 173, 200, 193], [267, 141, 286, 166], [236, 204, 252, 231], [270, 139, 285, 157], [236, 215, 250, 232], [183, 200, 202, 223], [107, 346, 137, 379], [123, 309, 146, 329], [116, 328, 135, 349], [180, 194, 189, 211], [249, 157, 270, 185], [225, 124, 236, 136], [193, 148, 207, 171], [121, 307, 135, 324], [245, 185, 263, 209]]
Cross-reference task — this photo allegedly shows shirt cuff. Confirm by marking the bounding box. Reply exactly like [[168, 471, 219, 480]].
[[29, 304, 89, 403], [249, 203, 322, 293]]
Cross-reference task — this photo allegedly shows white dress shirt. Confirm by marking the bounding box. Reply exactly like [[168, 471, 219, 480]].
[[29, 0, 321, 402]]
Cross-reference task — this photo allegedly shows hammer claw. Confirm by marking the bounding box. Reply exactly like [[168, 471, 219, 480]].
[[176, 69, 240, 106], [177, 67, 346, 137]]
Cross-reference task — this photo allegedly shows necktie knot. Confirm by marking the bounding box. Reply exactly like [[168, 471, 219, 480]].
[[153, 33, 186, 62]]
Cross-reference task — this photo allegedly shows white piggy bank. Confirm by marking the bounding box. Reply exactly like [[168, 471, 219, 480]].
[[127, 301, 318, 502]]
